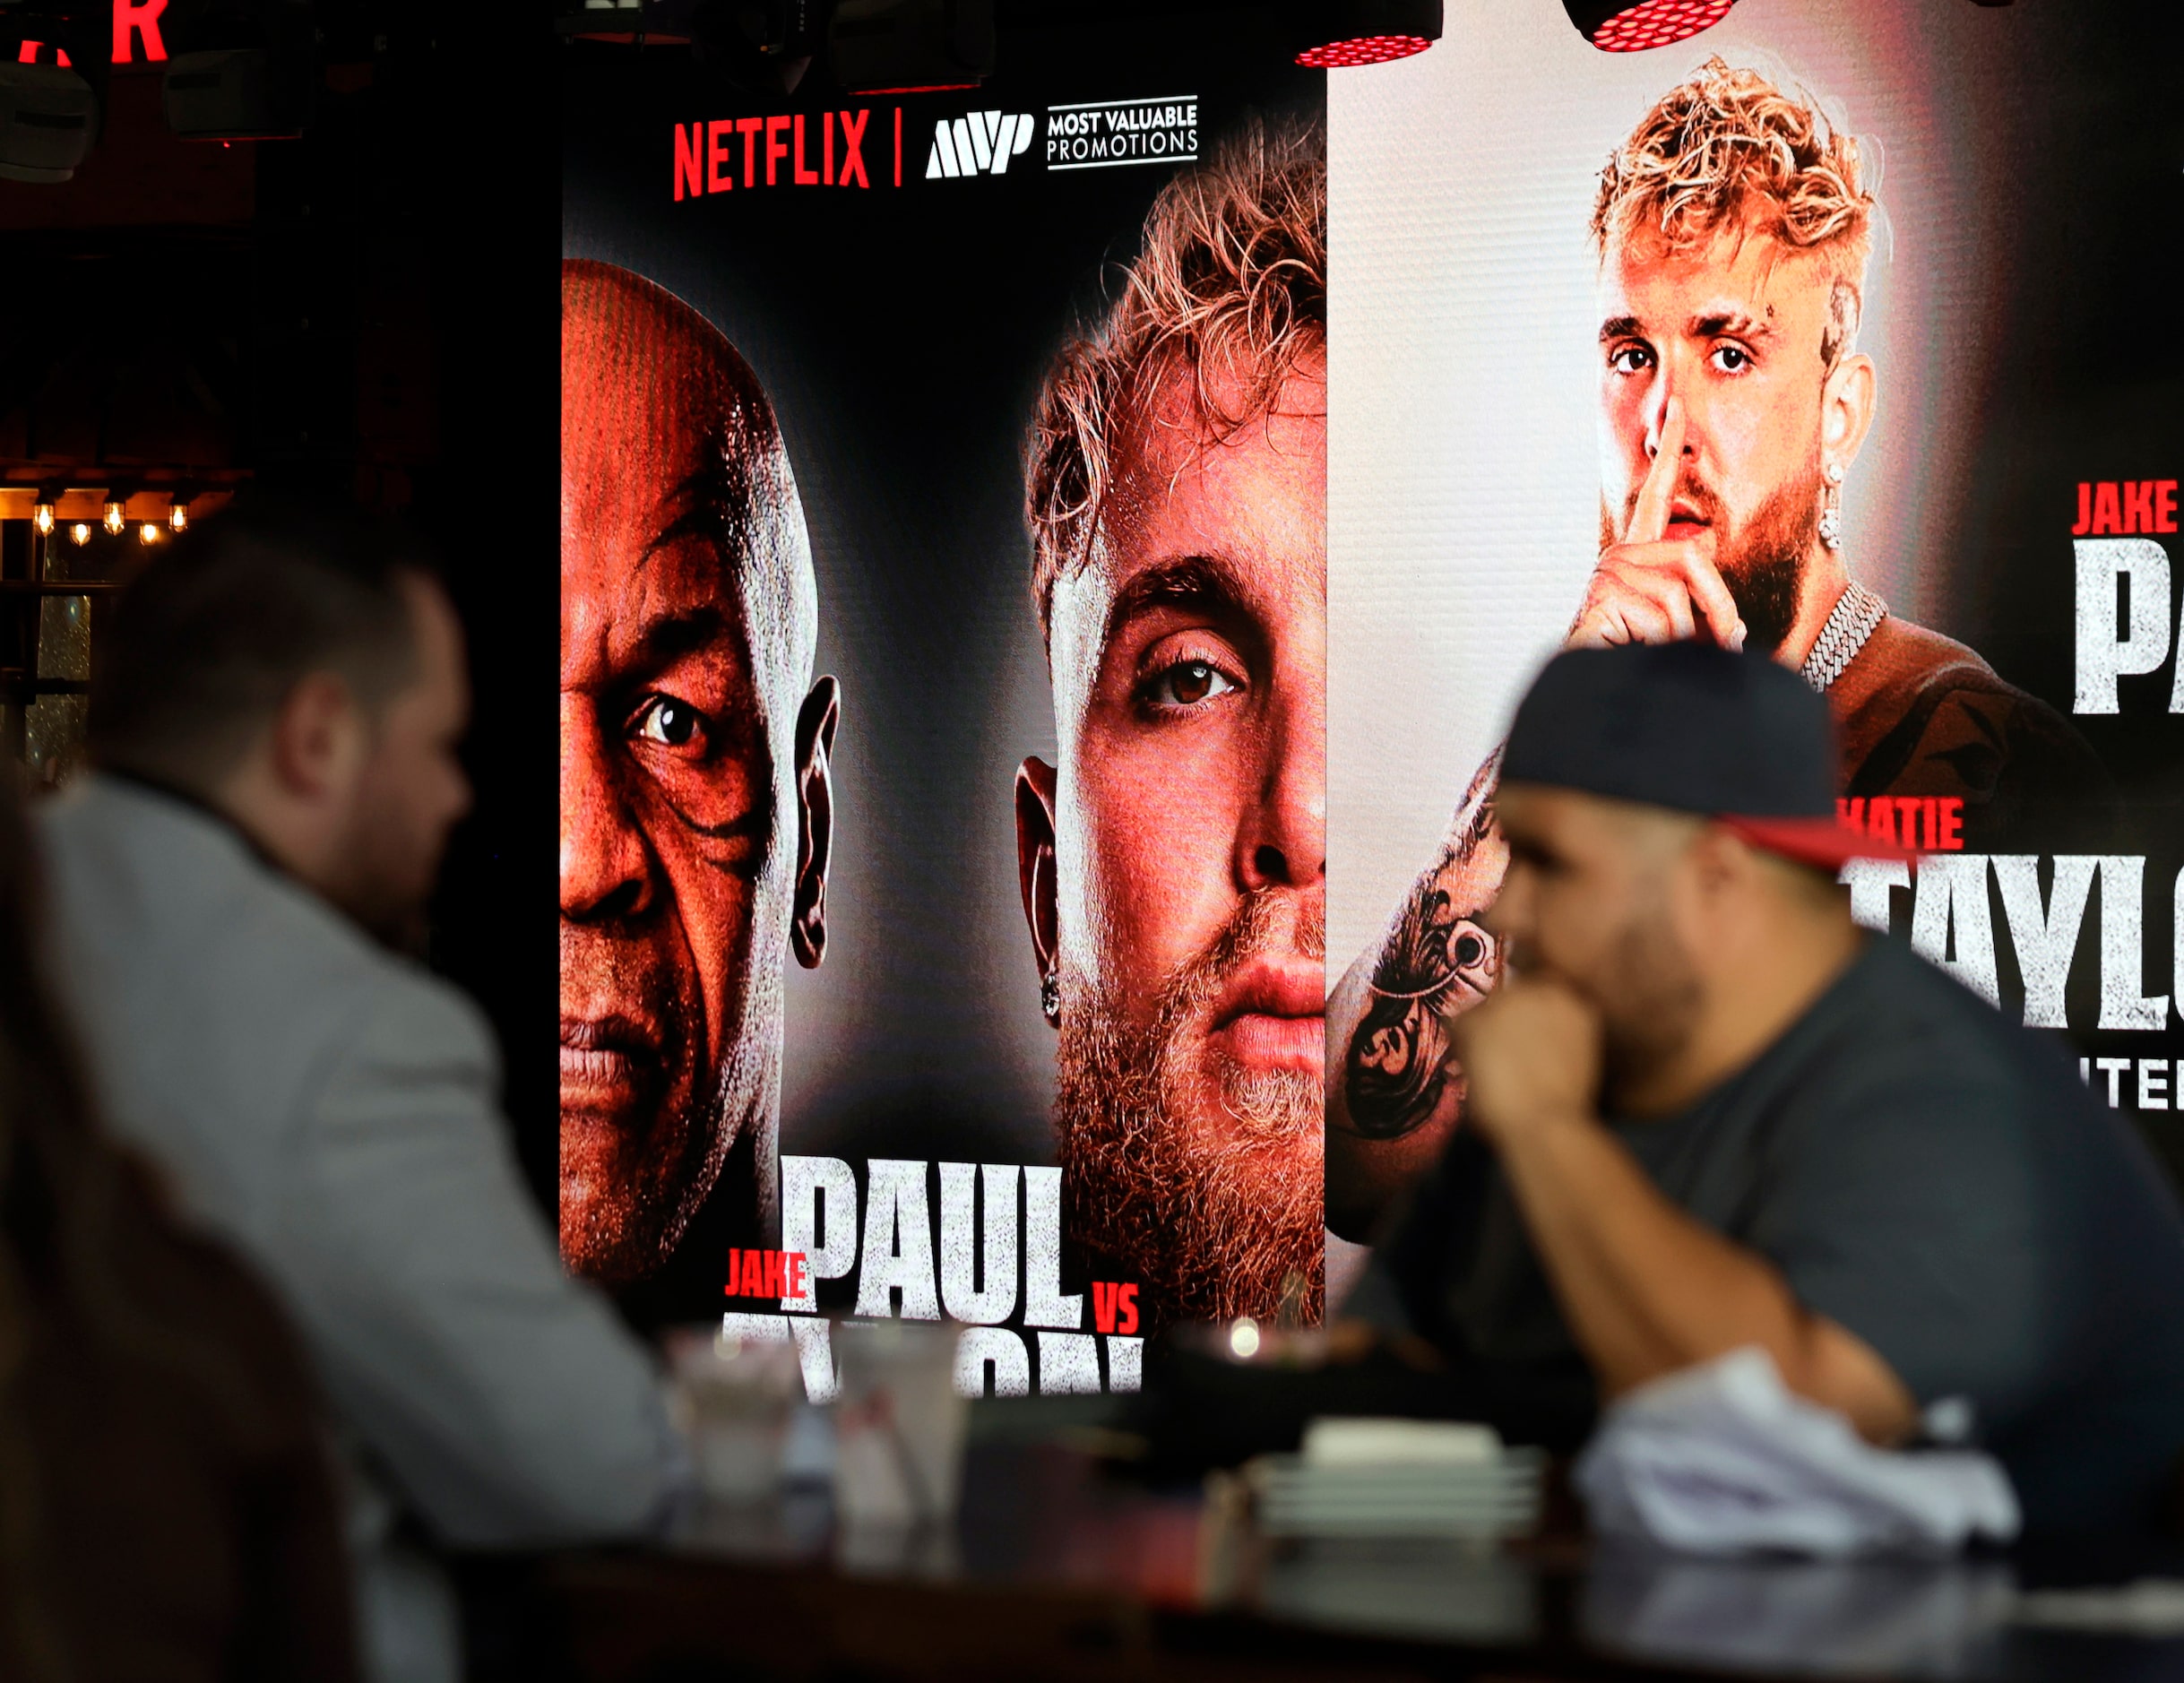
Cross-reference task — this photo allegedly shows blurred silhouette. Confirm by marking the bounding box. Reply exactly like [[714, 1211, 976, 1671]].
[[0, 773, 359, 1682], [35, 498, 686, 1683]]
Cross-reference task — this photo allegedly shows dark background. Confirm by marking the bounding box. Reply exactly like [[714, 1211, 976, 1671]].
[[1966, 0, 2184, 798], [1942, 0, 2184, 1187], [0, 6, 570, 1195]]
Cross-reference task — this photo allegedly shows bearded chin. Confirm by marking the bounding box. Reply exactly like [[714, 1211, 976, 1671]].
[[1051, 902, 1325, 1328], [1720, 465, 1824, 657]]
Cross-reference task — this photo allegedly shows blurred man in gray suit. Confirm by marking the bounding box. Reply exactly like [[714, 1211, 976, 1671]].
[[36, 502, 685, 1683]]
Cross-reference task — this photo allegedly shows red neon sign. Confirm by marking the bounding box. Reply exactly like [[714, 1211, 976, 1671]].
[[17, 0, 169, 68], [115, 0, 168, 64]]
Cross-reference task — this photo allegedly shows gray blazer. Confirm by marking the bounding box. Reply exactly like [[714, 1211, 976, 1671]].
[[35, 775, 682, 1552]]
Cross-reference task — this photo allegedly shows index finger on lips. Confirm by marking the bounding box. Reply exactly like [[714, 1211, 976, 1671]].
[[1625, 396, 1685, 546], [1674, 546, 1745, 649]]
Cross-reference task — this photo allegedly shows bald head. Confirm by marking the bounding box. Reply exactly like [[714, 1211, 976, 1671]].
[[560, 260, 836, 1285], [562, 260, 817, 737]]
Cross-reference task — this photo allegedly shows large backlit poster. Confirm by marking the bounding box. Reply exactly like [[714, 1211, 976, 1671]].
[[1327, 0, 2184, 1251], [562, 30, 1325, 1391], [562, 0, 2184, 1389]]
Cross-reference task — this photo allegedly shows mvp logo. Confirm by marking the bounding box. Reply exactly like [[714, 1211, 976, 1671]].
[[927, 110, 1033, 178]]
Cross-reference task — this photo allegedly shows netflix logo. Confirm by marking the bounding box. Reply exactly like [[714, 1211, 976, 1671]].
[[673, 108, 904, 199]]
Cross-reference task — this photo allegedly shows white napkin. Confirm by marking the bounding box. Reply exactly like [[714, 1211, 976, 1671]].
[[1302, 1417, 1502, 1466], [1575, 1348, 2020, 1557]]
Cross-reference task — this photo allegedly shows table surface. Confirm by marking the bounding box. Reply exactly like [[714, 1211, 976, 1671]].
[[542, 1399, 2184, 1683]]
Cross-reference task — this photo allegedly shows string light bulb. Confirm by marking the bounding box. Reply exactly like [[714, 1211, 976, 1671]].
[[103, 496, 125, 536], [68, 522, 91, 547]]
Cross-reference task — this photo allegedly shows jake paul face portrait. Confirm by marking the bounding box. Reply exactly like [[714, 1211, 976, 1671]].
[[560, 260, 838, 1285], [1015, 120, 1327, 1328], [1568, 56, 2100, 819]]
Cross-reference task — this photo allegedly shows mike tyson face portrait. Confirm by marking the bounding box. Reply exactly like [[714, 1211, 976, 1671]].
[[560, 261, 838, 1285]]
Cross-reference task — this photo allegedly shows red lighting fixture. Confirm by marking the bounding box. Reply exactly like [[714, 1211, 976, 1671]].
[[1566, 0, 1737, 53], [1294, 2, 1442, 69], [1298, 34, 1430, 68]]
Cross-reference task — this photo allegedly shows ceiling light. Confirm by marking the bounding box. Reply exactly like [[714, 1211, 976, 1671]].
[[32, 495, 55, 536], [68, 521, 91, 547], [103, 495, 125, 535], [1294, 1, 1442, 68], [139, 521, 161, 545], [168, 495, 190, 533], [1565, 0, 1738, 53]]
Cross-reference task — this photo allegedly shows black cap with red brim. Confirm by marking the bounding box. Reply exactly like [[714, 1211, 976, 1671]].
[[1714, 813, 1920, 870], [1502, 642, 1922, 869]]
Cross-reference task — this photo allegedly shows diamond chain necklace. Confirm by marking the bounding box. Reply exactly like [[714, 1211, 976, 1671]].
[[1800, 580, 1886, 694]]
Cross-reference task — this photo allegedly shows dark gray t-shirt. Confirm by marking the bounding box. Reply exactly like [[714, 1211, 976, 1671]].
[[1358, 935, 2184, 1536]]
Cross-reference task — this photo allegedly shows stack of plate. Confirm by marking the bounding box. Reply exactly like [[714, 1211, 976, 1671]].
[[1247, 1418, 1545, 1540]]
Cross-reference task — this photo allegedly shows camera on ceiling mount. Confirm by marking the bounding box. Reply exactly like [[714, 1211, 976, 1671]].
[[0, 0, 108, 182], [158, 0, 317, 141]]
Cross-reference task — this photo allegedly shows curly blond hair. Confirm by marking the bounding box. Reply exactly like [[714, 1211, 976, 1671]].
[[1024, 116, 1325, 637], [1593, 57, 1876, 368]]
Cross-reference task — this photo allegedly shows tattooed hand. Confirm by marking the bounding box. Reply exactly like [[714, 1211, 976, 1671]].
[[1324, 762, 1509, 1241], [1334, 753, 1509, 1144], [1344, 884, 1501, 1140]]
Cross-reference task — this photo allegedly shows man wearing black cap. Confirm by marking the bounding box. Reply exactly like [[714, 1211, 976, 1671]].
[[1351, 642, 2184, 1537]]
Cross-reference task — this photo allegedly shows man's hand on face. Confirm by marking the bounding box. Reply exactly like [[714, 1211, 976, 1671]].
[[1568, 397, 1747, 652], [1447, 976, 1605, 1152]]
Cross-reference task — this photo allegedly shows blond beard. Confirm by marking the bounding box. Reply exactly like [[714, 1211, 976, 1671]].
[[1052, 890, 1325, 1327]]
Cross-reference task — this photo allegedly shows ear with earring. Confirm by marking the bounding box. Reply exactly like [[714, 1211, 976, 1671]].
[[1819, 460, 1845, 550]]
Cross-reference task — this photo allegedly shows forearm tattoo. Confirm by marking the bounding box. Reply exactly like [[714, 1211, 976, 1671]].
[[1342, 761, 1505, 1142]]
